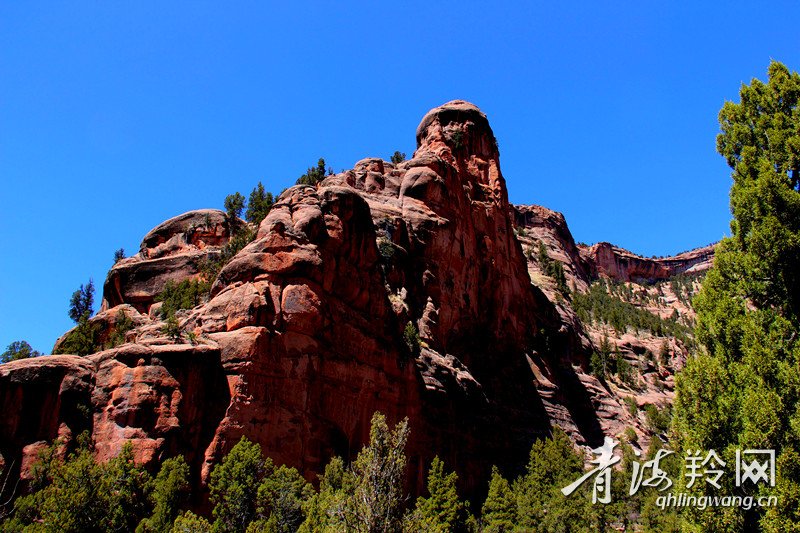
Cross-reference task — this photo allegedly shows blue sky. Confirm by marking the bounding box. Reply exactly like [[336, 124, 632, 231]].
[[2, 1, 799, 354]]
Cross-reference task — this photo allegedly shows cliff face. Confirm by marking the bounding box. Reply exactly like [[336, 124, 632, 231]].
[[580, 242, 714, 283], [0, 101, 714, 501]]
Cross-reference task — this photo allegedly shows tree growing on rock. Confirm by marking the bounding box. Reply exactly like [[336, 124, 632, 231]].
[[224, 192, 246, 221], [68, 279, 94, 322], [245, 182, 274, 226], [1, 340, 42, 363], [296, 158, 327, 186]]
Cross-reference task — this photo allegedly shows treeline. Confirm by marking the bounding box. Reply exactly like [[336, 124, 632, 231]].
[[0, 413, 680, 533]]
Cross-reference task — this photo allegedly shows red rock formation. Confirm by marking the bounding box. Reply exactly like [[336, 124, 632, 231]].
[[102, 209, 243, 314], [0, 101, 710, 505], [579, 242, 715, 283]]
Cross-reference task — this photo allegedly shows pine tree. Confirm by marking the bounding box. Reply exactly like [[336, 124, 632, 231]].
[[480, 467, 516, 533], [1, 340, 42, 363], [296, 158, 327, 186], [245, 182, 274, 226], [68, 279, 95, 322], [407, 457, 469, 532]]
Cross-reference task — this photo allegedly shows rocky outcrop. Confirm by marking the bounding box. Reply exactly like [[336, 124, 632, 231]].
[[579, 242, 715, 283], [0, 101, 710, 503], [102, 209, 244, 314]]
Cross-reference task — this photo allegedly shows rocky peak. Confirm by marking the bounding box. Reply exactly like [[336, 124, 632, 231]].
[[0, 101, 712, 506]]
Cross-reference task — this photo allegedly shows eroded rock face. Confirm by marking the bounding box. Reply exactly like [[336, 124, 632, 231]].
[[102, 209, 244, 314], [0, 101, 714, 503], [580, 242, 715, 283]]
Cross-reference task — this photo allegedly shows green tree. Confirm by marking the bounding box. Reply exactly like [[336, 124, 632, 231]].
[[296, 158, 327, 186], [172, 511, 212, 533], [245, 182, 274, 226], [339, 412, 409, 533], [513, 427, 594, 532], [1, 340, 42, 363], [54, 314, 100, 355], [224, 192, 246, 221], [249, 465, 313, 533], [114, 248, 126, 263], [104, 442, 153, 533], [156, 279, 210, 318], [406, 457, 469, 532], [298, 457, 352, 533], [480, 467, 516, 533], [137, 456, 191, 533], [209, 437, 268, 533], [69, 279, 95, 322], [390, 151, 406, 164], [675, 60, 800, 531], [7, 438, 153, 532]]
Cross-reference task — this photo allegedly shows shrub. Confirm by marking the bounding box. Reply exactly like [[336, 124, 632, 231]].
[[156, 279, 210, 318], [162, 315, 182, 342], [390, 151, 406, 164], [114, 248, 126, 263], [403, 321, 421, 355]]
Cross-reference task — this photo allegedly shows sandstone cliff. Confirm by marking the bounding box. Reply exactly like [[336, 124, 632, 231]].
[[0, 101, 714, 503]]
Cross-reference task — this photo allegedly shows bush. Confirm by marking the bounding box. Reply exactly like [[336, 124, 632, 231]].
[[390, 151, 406, 164], [403, 321, 421, 355], [162, 315, 182, 342], [156, 279, 210, 318], [55, 315, 100, 356], [114, 248, 126, 263]]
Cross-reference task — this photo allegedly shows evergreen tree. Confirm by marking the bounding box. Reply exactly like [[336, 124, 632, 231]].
[[407, 457, 469, 532], [172, 511, 212, 533], [480, 467, 516, 533], [513, 427, 593, 532], [224, 192, 246, 221], [390, 151, 406, 164], [209, 437, 268, 533], [1, 340, 41, 363], [339, 412, 409, 533], [298, 456, 352, 533], [675, 60, 800, 531], [245, 182, 274, 226], [137, 456, 191, 533], [68, 279, 95, 322], [296, 158, 327, 186], [251, 465, 313, 533]]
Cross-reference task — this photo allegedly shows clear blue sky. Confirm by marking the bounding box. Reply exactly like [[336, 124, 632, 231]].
[[2, 1, 799, 354]]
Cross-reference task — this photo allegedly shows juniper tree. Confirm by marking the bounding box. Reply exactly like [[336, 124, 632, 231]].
[[675, 60, 800, 532]]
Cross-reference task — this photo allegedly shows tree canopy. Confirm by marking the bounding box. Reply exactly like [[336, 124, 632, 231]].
[[1, 340, 42, 363], [675, 60, 800, 532]]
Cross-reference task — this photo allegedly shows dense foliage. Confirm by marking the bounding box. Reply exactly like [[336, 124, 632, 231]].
[[573, 279, 692, 343], [674, 60, 800, 531], [0, 413, 685, 532]]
